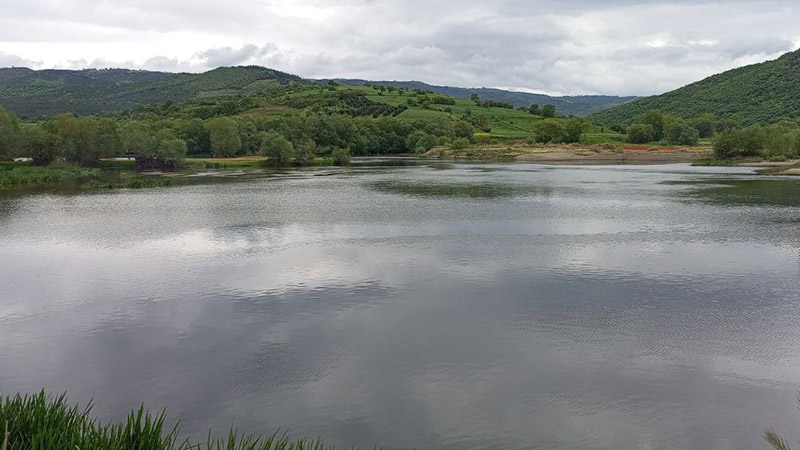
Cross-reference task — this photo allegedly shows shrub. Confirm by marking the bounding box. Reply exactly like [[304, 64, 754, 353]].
[[664, 121, 700, 146], [451, 138, 471, 150], [331, 147, 351, 165], [713, 125, 765, 159], [259, 131, 294, 166], [533, 119, 566, 143], [626, 124, 655, 144]]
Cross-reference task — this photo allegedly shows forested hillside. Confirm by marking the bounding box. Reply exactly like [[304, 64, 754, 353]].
[[592, 48, 800, 125], [322, 79, 636, 116], [0, 66, 302, 117]]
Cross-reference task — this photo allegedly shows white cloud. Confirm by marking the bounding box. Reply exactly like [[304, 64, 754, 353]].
[[0, 0, 798, 95]]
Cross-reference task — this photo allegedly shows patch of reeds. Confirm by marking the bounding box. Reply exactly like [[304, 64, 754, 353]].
[[0, 391, 336, 450]]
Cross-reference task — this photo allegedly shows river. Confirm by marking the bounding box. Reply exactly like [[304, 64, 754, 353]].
[[1, 161, 799, 449]]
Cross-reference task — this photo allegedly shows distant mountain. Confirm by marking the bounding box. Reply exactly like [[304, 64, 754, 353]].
[[317, 79, 636, 117], [592, 48, 800, 125], [0, 66, 302, 117], [0, 65, 632, 118]]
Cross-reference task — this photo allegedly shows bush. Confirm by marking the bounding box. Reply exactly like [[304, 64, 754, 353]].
[[562, 118, 588, 143], [294, 139, 318, 166], [451, 138, 470, 150], [259, 131, 294, 166], [626, 124, 655, 144], [713, 125, 765, 159], [664, 121, 700, 146], [533, 119, 566, 143], [331, 147, 351, 165], [21, 125, 60, 166]]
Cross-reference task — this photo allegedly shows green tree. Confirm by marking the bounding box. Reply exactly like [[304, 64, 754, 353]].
[[637, 110, 665, 140], [405, 130, 438, 152], [259, 131, 294, 166], [691, 113, 716, 138], [626, 124, 655, 144], [541, 104, 557, 118], [534, 119, 566, 143], [331, 147, 351, 165], [55, 115, 100, 166], [182, 118, 212, 155], [563, 118, 588, 143], [205, 117, 241, 157], [664, 120, 700, 146], [713, 125, 765, 159], [0, 103, 20, 161], [528, 104, 540, 115], [96, 118, 123, 157], [451, 137, 470, 149], [21, 124, 60, 166], [294, 138, 318, 166]]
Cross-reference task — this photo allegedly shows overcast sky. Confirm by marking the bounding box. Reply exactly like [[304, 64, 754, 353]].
[[1, 0, 798, 96]]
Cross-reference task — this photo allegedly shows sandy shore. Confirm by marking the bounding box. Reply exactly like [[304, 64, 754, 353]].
[[513, 150, 708, 165]]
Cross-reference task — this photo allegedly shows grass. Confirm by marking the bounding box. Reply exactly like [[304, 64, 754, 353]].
[[0, 391, 337, 450], [369, 179, 551, 198], [0, 163, 100, 188], [692, 158, 734, 167]]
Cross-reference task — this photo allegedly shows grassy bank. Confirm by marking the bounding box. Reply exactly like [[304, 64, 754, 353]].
[[0, 391, 336, 450], [0, 163, 100, 188]]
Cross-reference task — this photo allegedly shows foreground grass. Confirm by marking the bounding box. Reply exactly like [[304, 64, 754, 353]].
[[0, 391, 337, 450], [0, 163, 100, 188]]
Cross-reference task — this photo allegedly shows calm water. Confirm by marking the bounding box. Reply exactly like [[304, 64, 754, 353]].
[[2, 161, 800, 450]]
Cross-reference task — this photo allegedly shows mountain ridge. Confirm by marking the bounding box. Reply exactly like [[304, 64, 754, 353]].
[[0, 66, 634, 118], [591, 48, 800, 125]]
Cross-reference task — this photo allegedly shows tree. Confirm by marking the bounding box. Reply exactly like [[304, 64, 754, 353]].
[[205, 117, 241, 157], [691, 113, 716, 138], [528, 104, 540, 115], [563, 118, 588, 143], [21, 124, 60, 166], [259, 131, 294, 166], [0, 103, 20, 161], [55, 115, 100, 166], [541, 104, 557, 118], [533, 119, 566, 143], [96, 118, 123, 157], [713, 125, 765, 159], [626, 124, 655, 144], [664, 120, 700, 146], [637, 110, 665, 140], [294, 138, 318, 166], [470, 93, 480, 103], [182, 118, 211, 156], [331, 147, 351, 165], [715, 114, 743, 133], [405, 130, 438, 152]]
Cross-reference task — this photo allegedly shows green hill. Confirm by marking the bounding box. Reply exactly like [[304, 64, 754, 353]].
[[0, 66, 302, 117], [592, 49, 800, 125], [319, 79, 636, 117]]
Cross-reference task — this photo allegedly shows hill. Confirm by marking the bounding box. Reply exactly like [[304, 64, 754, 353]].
[[0, 66, 302, 117], [592, 49, 800, 125], [319, 79, 635, 117]]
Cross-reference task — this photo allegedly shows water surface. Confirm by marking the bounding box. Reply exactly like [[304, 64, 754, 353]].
[[1, 162, 799, 450]]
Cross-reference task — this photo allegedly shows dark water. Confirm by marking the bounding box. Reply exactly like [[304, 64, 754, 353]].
[[2, 162, 799, 450]]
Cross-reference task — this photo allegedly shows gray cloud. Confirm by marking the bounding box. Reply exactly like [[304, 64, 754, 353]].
[[1, 0, 799, 95]]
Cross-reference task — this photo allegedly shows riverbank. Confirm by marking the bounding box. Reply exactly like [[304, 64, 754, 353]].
[[424, 143, 713, 165], [0, 391, 335, 450]]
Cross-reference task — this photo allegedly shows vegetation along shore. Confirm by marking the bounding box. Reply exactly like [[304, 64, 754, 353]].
[[2, 49, 800, 191]]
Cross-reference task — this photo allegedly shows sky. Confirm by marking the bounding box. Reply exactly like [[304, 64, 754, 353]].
[[1, 0, 799, 96]]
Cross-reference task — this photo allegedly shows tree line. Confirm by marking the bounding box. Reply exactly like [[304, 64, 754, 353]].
[[619, 109, 800, 160], [0, 103, 477, 168]]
